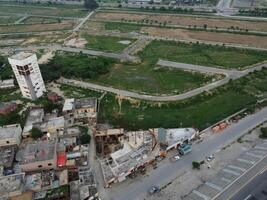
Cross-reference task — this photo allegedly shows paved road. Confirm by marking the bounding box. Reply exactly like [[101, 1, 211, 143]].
[[231, 170, 267, 200], [73, 11, 95, 32], [102, 107, 267, 200], [59, 63, 265, 102], [0, 44, 139, 62], [213, 154, 267, 200]]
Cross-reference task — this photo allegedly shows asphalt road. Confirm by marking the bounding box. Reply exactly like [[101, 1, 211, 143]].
[[214, 155, 267, 200], [102, 107, 267, 200]]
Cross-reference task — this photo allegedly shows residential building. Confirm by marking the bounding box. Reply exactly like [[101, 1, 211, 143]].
[[16, 140, 57, 172], [8, 52, 46, 100], [0, 79, 15, 89], [157, 128, 198, 151], [63, 98, 98, 125], [0, 124, 22, 147], [0, 173, 25, 199], [23, 108, 44, 137]]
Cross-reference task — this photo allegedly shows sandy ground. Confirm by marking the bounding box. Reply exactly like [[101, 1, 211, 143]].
[[46, 82, 66, 99], [142, 26, 267, 48], [38, 51, 55, 64], [0, 21, 76, 33], [147, 122, 267, 200], [64, 37, 87, 48], [93, 12, 267, 32]]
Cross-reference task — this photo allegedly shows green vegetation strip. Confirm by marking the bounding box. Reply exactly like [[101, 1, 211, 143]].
[[82, 34, 136, 53], [98, 68, 267, 130], [139, 40, 267, 69]]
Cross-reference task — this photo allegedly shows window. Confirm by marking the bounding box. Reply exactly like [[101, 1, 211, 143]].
[[48, 163, 52, 166], [6, 141, 9, 144], [38, 165, 42, 168]]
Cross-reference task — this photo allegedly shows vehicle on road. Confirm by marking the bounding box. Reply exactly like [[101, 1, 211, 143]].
[[178, 143, 192, 155], [207, 154, 215, 162], [170, 155, 180, 162], [148, 186, 159, 195]]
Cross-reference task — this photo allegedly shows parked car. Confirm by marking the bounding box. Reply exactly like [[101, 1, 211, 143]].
[[207, 154, 215, 162], [170, 155, 180, 162], [148, 186, 160, 194]]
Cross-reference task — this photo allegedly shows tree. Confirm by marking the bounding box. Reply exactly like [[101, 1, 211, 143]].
[[80, 133, 91, 144], [31, 127, 43, 139], [260, 127, 267, 138], [84, 0, 99, 10], [192, 161, 200, 170]]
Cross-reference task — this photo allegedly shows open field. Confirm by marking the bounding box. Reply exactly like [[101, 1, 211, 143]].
[[0, 15, 20, 24], [60, 84, 103, 98], [23, 16, 62, 24], [93, 11, 267, 32], [82, 34, 136, 52], [0, 21, 76, 33], [140, 40, 267, 69], [0, 3, 86, 17], [92, 61, 215, 95], [98, 68, 267, 130], [142, 27, 267, 48]]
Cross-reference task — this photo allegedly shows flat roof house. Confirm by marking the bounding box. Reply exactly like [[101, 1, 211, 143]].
[[0, 124, 22, 147], [16, 140, 57, 172]]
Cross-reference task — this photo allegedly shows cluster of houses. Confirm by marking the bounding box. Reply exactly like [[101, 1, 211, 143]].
[[0, 95, 99, 200], [0, 51, 199, 200]]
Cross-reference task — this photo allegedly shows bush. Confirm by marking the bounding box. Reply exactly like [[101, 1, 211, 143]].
[[192, 161, 200, 170], [260, 127, 267, 138], [31, 127, 43, 139], [78, 126, 91, 144]]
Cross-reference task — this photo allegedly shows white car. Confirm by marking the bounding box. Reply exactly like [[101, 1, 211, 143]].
[[170, 155, 180, 162]]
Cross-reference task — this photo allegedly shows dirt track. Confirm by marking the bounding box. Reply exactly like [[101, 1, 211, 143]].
[[94, 12, 267, 32], [142, 27, 267, 48]]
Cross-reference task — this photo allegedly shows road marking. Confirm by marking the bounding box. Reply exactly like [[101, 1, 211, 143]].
[[222, 168, 241, 176], [246, 152, 263, 159], [205, 182, 222, 191], [221, 177, 231, 183], [237, 158, 255, 165], [192, 190, 211, 200], [228, 165, 246, 172], [244, 194, 252, 200], [254, 146, 267, 150]]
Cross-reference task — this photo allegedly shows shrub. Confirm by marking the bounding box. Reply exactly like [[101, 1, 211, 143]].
[[192, 161, 200, 169], [260, 127, 267, 138], [31, 127, 43, 139]]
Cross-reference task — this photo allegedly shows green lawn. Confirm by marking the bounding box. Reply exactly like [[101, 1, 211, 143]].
[[139, 40, 267, 69], [0, 3, 87, 17], [23, 16, 61, 24], [98, 68, 267, 130], [92, 61, 216, 95], [60, 84, 103, 98], [0, 16, 20, 24], [82, 34, 135, 53], [104, 22, 142, 33]]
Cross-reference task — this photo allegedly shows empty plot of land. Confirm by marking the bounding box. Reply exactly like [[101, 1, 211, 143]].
[[139, 40, 267, 69], [93, 11, 267, 32], [142, 27, 267, 49], [23, 16, 62, 24], [0, 21, 76, 33], [0, 15, 20, 24], [0, 3, 86, 18], [82, 34, 136, 53]]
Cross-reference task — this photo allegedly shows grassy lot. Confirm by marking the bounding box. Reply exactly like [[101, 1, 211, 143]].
[[98, 68, 267, 130], [0, 3, 86, 17], [23, 16, 62, 24], [0, 21, 76, 33], [139, 40, 267, 69], [82, 34, 135, 53], [0, 16, 20, 24], [92, 61, 215, 95], [104, 21, 142, 33], [60, 84, 103, 98], [47, 52, 215, 95], [0, 57, 13, 80]]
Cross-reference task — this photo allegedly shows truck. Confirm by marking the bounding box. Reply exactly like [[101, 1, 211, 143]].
[[178, 143, 192, 155]]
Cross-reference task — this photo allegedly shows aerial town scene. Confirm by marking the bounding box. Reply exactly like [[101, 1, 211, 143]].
[[0, 0, 266, 199]]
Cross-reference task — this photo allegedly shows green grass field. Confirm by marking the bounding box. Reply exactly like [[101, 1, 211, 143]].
[[0, 3, 86, 17], [23, 16, 61, 24], [60, 84, 103, 98], [104, 22, 142, 33], [92, 61, 215, 95], [82, 34, 135, 53], [98, 68, 267, 130], [0, 16, 20, 24], [139, 40, 267, 69]]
